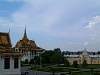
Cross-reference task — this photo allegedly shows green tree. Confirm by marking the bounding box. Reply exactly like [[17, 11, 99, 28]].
[[53, 48, 64, 64], [54, 48, 61, 54], [64, 59, 70, 67], [50, 51, 64, 64], [41, 50, 52, 64], [21, 61, 25, 66], [82, 60, 87, 68], [40, 49, 64, 65], [73, 60, 78, 68], [24, 59, 29, 64], [34, 56, 40, 65], [29, 59, 34, 65]]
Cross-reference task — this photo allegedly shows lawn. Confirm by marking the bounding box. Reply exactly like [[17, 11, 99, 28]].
[[31, 64, 100, 75], [86, 64, 100, 69]]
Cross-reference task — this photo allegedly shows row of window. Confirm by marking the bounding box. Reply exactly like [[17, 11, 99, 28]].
[[64, 52, 100, 55], [4, 58, 19, 69]]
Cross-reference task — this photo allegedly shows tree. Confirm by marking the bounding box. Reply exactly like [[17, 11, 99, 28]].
[[40, 49, 64, 65], [41, 50, 52, 64], [21, 61, 25, 66], [24, 59, 29, 64], [82, 60, 87, 68], [73, 60, 78, 68], [29, 59, 34, 65], [34, 56, 40, 65], [53, 48, 64, 64], [64, 59, 70, 67], [54, 48, 61, 54]]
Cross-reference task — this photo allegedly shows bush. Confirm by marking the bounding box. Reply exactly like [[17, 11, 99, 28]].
[[64, 59, 70, 67], [29, 59, 34, 65], [24, 59, 29, 64], [72, 60, 78, 68], [82, 60, 87, 68]]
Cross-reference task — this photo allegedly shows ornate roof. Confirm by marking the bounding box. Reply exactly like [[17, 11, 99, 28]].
[[0, 32, 12, 48], [15, 39, 38, 49], [15, 28, 42, 51], [0, 32, 22, 56]]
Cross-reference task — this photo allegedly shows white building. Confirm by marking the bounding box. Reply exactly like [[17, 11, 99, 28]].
[[15, 28, 43, 62], [64, 49, 100, 64], [0, 32, 22, 75]]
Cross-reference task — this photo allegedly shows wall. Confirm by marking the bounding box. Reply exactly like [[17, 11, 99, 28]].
[[0, 55, 21, 75]]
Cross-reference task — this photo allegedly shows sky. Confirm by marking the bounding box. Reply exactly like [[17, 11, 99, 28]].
[[0, 0, 100, 51]]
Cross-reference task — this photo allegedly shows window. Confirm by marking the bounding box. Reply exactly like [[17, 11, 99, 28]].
[[32, 51, 34, 55], [15, 48, 19, 52], [14, 58, 19, 69], [4, 58, 10, 69]]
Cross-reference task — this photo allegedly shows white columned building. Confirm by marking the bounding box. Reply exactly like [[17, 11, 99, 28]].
[[0, 32, 22, 75], [64, 49, 100, 64], [15, 28, 43, 62]]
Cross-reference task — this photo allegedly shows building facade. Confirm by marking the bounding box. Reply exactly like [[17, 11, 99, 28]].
[[0, 32, 22, 75], [64, 49, 100, 64], [15, 28, 43, 61]]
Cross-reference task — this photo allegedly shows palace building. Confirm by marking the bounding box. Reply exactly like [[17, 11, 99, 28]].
[[0, 28, 44, 75], [0, 32, 22, 75], [64, 49, 100, 65], [15, 28, 43, 61]]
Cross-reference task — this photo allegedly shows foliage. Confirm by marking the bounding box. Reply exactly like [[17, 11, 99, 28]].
[[64, 59, 70, 67], [41, 48, 64, 65], [72, 60, 78, 68], [24, 59, 29, 64], [29, 59, 34, 65], [29, 56, 40, 65], [34, 56, 40, 65], [82, 60, 87, 68]]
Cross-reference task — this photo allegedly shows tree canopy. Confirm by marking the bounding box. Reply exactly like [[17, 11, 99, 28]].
[[41, 48, 64, 65]]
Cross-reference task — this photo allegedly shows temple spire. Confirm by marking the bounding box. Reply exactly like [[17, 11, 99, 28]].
[[8, 25, 10, 33], [8, 27, 10, 33], [23, 26, 28, 39]]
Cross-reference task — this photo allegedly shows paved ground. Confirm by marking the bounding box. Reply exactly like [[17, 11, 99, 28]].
[[21, 67, 62, 75], [22, 66, 100, 75]]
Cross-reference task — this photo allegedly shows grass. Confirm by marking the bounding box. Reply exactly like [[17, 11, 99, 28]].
[[32, 67, 95, 75], [29, 64, 100, 75], [20, 62, 100, 75], [32, 67, 70, 72], [86, 64, 100, 69], [59, 64, 100, 69]]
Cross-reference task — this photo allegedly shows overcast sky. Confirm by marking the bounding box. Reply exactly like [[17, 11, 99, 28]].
[[0, 0, 100, 51]]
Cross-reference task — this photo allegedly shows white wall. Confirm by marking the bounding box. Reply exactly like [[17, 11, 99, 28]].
[[67, 57, 80, 65], [0, 55, 21, 75], [21, 51, 35, 61]]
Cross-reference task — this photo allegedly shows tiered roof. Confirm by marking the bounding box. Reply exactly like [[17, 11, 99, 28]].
[[0, 32, 22, 56], [15, 28, 43, 51]]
